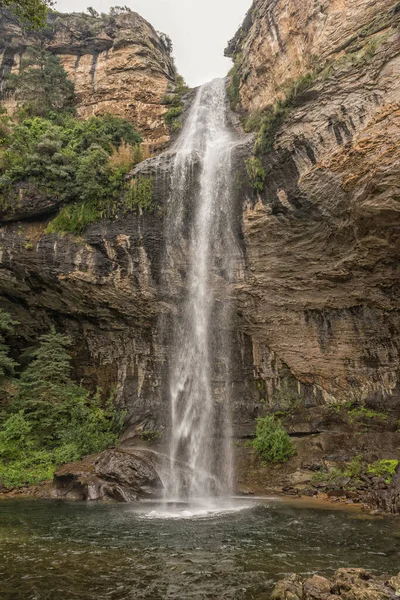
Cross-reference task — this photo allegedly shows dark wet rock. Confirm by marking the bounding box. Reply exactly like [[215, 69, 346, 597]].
[[0, 183, 63, 223], [367, 466, 400, 514], [51, 448, 166, 502], [271, 568, 400, 600], [47, 447, 199, 502]]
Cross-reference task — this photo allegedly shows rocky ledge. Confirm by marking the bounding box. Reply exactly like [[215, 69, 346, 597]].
[[271, 568, 400, 600], [0, 447, 198, 502]]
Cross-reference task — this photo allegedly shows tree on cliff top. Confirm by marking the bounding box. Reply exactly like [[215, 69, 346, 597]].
[[6, 48, 76, 118], [0, 0, 53, 29]]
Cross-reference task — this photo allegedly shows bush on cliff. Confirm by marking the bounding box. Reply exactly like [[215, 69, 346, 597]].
[[0, 320, 124, 489], [0, 112, 145, 230], [248, 415, 296, 464], [0, 49, 149, 232]]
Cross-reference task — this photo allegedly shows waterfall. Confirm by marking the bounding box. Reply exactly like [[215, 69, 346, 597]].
[[164, 78, 240, 503]]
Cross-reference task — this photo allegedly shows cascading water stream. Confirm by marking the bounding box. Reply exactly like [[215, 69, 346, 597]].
[[164, 79, 240, 505]]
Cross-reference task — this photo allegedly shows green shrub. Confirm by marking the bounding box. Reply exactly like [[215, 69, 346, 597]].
[[310, 457, 399, 489], [227, 54, 242, 111], [6, 48, 76, 119], [344, 454, 364, 478], [311, 468, 344, 484], [163, 72, 188, 133], [0, 52, 144, 233], [367, 460, 398, 483], [164, 106, 184, 128], [248, 415, 296, 464], [1, 0, 52, 29], [0, 309, 18, 381], [141, 430, 161, 442]]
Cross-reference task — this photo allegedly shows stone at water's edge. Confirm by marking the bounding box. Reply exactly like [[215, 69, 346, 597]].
[[367, 467, 400, 514], [50, 449, 165, 502], [271, 569, 400, 600]]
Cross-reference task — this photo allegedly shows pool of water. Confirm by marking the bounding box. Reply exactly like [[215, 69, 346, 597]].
[[1, 497, 399, 599]]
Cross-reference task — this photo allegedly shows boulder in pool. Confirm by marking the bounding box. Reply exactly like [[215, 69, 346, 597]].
[[51, 448, 165, 502]]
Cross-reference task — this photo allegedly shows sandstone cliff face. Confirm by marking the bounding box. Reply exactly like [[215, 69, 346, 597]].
[[227, 0, 399, 113], [0, 10, 175, 152], [1, 1, 400, 502], [229, 0, 400, 408]]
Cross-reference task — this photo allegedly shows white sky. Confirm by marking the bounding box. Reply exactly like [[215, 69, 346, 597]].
[[55, 0, 252, 87]]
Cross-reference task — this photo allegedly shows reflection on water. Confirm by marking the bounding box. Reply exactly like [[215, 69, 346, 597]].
[[0, 497, 399, 599]]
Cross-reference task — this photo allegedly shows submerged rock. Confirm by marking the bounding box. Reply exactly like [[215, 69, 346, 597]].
[[271, 568, 400, 600]]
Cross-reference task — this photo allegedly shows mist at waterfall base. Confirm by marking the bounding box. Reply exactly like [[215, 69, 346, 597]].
[[161, 79, 241, 513]]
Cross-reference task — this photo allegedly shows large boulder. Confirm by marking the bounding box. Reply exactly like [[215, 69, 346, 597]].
[[51, 448, 166, 501]]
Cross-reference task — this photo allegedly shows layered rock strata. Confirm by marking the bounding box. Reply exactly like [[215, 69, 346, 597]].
[[1, 1, 400, 504], [0, 9, 175, 152], [229, 0, 400, 408]]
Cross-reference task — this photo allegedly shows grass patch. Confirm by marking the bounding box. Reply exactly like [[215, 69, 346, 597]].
[[162, 73, 189, 134], [46, 201, 107, 235], [125, 176, 154, 212], [245, 156, 266, 193], [348, 406, 388, 422]]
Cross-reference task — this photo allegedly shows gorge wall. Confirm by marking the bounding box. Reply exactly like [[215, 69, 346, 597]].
[[226, 0, 400, 494], [228, 0, 400, 405], [1, 1, 400, 498], [0, 9, 175, 152]]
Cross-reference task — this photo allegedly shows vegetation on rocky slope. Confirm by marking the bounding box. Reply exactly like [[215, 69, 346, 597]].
[[0, 48, 154, 233], [227, 3, 400, 194], [311, 454, 399, 487], [162, 73, 189, 134], [0, 310, 124, 489]]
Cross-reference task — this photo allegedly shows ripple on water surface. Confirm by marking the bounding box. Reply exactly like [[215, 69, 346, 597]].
[[0, 497, 399, 600]]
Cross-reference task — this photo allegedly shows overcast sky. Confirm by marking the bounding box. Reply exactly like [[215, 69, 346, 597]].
[[55, 0, 252, 87]]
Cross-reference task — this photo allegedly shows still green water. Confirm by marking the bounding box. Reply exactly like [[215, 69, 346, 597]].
[[0, 497, 399, 599]]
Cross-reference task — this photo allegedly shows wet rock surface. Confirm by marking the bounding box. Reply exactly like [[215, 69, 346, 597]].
[[51, 448, 165, 501], [271, 569, 400, 600]]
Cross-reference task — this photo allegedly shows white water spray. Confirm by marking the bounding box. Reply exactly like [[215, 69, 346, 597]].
[[165, 79, 240, 504]]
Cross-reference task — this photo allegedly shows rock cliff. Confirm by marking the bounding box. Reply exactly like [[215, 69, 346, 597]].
[[227, 0, 400, 498], [0, 9, 176, 152], [228, 0, 400, 405], [1, 1, 400, 504]]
